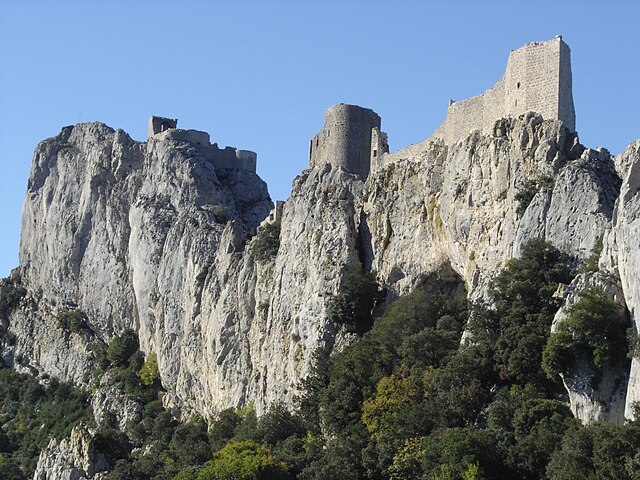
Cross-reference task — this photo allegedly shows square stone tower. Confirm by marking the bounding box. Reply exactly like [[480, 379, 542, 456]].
[[433, 36, 576, 145], [504, 36, 575, 132]]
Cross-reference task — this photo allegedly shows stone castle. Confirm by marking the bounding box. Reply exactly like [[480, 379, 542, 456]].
[[148, 115, 257, 173], [147, 37, 574, 180], [309, 104, 388, 177], [433, 35, 575, 145], [309, 36, 576, 176]]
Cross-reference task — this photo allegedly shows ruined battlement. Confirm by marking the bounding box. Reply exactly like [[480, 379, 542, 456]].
[[148, 116, 257, 173], [433, 36, 575, 145], [309, 104, 388, 177], [148, 116, 177, 137], [259, 200, 284, 230]]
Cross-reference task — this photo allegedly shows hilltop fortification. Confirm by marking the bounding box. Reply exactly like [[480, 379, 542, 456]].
[[309, 104, 388, 177], [433, 36, 575, 144], [148, 115, 257, 173], [308, 38, 575, 177]]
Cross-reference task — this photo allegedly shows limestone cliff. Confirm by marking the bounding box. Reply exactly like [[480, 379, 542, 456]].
[[4, 110, 637, 429], [33, 424, 108, 480], [603, 140, 640, 419]]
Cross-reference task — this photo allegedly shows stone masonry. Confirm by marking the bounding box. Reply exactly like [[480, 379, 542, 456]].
[[148, 116, 177, 137], [433, 36, 575, 145], [310, 38, 574, 177], [148, 116, 257, 173], [309, 104, 388, 177]]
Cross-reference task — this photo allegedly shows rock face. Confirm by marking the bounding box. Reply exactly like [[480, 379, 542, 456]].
[[551, 272, 629, 424], [5, 110, 634, 425], [602, 140, 640, 419], [33, 424, 108, 480], [91, 383, 143, 433], [5, 122, 273, 414], [366, 114, 617, 301]]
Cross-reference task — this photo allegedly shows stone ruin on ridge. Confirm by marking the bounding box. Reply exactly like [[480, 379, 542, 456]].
[[147, 115, 257, 173], [308, 36, 576, 177]]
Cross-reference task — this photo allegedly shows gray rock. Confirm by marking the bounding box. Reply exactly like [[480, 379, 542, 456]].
[[3, 115, 638, 426], [33, 424, 108, 480], [601, 140, 640, 419], [551, 272, 629, 424], [91, 382, 143, 433]]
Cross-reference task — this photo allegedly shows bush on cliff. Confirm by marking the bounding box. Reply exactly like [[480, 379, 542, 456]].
[[326, 269, 385, 331], [252, 222, 281, 262], [543, 286, 629, 379]]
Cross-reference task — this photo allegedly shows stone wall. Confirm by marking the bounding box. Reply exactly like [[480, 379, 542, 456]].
[[433, 36, 575, 145], [259, 200, 284, 229], [148, 116, 178, 137], [371, 127, 389, 163], [309, 104, 383, 177], [152, 128, 257, 173], [201, 144, 257, 172]]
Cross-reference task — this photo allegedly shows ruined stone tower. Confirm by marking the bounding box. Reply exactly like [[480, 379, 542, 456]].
[[309, 104, 388, 177], [434, 36, 575, 145], [148, 116, 178, 137]]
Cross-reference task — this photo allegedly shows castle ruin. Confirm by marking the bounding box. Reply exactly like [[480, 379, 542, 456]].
[[433, 36, 575, 145], [148, 116, 178, 137], [309, 38, 575, 178], [148, 116, 257, 173], [309, 104, 388, 177]]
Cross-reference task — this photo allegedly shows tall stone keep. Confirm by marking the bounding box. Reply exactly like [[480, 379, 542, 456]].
[[309, 104, 387, 177], [434, 36, 576, 145]]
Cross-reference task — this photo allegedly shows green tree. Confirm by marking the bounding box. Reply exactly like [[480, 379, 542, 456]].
[[252, 222, 281, 262], [208, 409, 241, 452], [295, 349, 330, 433], [543, 286, 629, 379], [184, 440, 290, 480], [361, 363, 423, 440], [326, 269, 385, 331], [547, 422, 640, 479], [138, 352, 160, 387], [107, 329, 139, 367], [253, 402, 305, 446], [515, 175, 554, 216], [430, 346, 494, 427], [169, 417, 211, 468], [298, 437, 362, 480], [0, 277, 26, 319], [487, 238, 573, 389], [388, 436, 428, 480], [420, 428, 501, 480], [56, 309, 87, 333], [463, 463, 485, 480]]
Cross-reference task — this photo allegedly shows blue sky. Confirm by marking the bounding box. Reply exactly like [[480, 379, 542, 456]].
[[1, 1, 638, 277]]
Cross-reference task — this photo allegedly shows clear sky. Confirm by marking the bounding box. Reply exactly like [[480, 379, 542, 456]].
[[1, 1, 638, 277]]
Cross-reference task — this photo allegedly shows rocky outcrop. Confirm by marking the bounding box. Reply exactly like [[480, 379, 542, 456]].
[[6, 122, 273, 415], [33, 424, 108, 480], [3, 113, 636, 425], [247, 164, 365, 408], [91, 384, 143, 434], [602, 140, 640, 419], [551, 272, 629, 424], [365, 114, 618, 301]]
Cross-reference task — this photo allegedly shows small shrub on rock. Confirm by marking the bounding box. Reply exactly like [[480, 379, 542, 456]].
[[252, 222, 281, 262]]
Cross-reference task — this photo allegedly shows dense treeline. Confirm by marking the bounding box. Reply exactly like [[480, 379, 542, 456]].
[[1, 239, 640, 479], [0, 368, 91, 478]]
